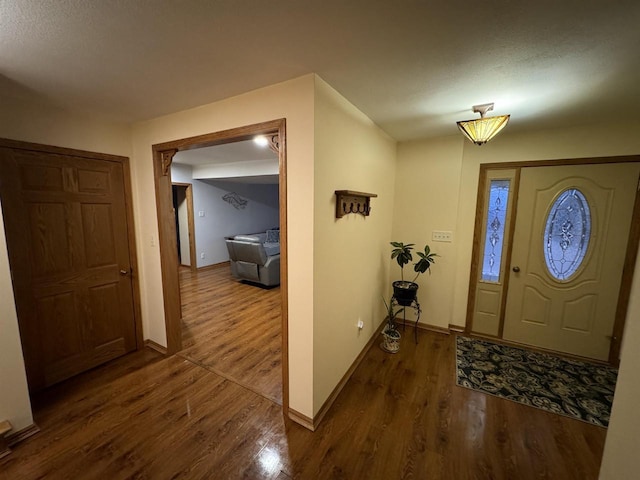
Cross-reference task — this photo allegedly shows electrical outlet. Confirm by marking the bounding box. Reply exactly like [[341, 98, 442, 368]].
[[432, 230, 453, 242], [357, 319, 364, 330], [200, 253, 205, 259], [198, 210, 205, 217]]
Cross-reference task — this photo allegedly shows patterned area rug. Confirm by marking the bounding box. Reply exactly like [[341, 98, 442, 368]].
[[455, 336, 618, 427]]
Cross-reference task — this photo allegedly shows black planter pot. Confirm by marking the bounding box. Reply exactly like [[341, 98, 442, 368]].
[[392, 280, 419, 306]]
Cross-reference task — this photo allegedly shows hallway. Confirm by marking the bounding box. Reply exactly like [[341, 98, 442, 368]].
[[1, 327, 607, 479]]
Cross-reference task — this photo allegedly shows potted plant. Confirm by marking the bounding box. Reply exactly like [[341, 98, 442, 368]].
[[381, 295, 403, 353], [390, 242, 438, 306]]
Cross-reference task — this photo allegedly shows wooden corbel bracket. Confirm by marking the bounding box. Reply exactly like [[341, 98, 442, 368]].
[[160, 149, 178, 176]]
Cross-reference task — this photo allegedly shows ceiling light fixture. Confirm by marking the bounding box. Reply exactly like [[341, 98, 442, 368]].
[[457, 103, 510, 146]]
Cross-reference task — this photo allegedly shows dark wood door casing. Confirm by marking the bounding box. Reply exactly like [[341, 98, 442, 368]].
[[0, 138, 143, 391]]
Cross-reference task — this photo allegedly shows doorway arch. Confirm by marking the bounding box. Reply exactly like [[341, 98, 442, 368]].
[[152, 118, 289, 409]]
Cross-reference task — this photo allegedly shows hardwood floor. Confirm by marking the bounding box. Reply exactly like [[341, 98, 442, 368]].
[[1, 328, 607, 479], [178, 265, 282, 404]]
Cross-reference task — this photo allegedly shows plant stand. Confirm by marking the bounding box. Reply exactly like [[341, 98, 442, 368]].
[[390, 295, 421, 343]]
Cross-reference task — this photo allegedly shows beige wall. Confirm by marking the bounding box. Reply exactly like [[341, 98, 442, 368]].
[[312, 78, 397, 414], [600, 249, 640, 479], [130, 75, 316, 417], [0, 96, 132, 156], [392, 136, 464, 328], [0, 208, 32, 431]]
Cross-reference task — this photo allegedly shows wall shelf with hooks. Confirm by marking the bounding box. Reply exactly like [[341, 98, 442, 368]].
[[334, 190, 377, 218]]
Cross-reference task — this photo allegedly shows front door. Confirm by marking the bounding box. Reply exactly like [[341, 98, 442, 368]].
[[0, 145, 138, 391], [503, 163, 640, 360]]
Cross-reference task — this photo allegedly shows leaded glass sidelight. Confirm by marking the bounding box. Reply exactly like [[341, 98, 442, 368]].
[[543, 188, 591, 281], [481, 179, 510, 282]]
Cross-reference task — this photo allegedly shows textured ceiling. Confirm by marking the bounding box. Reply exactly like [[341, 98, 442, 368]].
[[173, 139, 278, 183], [1, 0, 639, 140]]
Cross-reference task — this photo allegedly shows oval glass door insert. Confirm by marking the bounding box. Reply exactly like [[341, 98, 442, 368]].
[[543, 188, 591, 281]]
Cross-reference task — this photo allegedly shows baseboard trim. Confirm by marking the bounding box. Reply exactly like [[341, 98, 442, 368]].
[[197, 261, 230, 271], [145, 339, 168, 355], [287, 321, 386, 432], [310, 320, 387, 430], [7, 423, 40, 447], [448, 324, 466, 333], [288, 408, 315, 431], [415, 323, 450, 335], [289, 319, 451, 431]]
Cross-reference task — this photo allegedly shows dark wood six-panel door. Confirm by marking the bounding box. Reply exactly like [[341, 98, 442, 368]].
[[0, 146, 138, 391]]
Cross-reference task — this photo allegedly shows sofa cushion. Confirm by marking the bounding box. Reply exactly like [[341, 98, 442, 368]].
[[263, 242, 280, 256], [266, 229, 280, 243]]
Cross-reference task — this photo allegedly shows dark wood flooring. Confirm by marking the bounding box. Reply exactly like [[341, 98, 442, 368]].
[[1, 282, 608, 478], [178, 265, 282, 404]]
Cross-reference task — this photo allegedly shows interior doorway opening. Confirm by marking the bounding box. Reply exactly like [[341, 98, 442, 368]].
[[152, 119, 289, 410], [171, 183, 196, 271]]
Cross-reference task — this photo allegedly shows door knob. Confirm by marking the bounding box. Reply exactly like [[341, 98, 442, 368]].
[[512, 266, 520, 273], [120, 269, 129, 276]]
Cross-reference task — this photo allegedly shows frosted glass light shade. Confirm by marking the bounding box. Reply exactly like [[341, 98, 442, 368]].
[[457, 115, 510, 145]]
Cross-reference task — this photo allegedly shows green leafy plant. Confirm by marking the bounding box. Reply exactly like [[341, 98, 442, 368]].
[[382, 295, 403, 333], [390, 242, 438, 283]]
